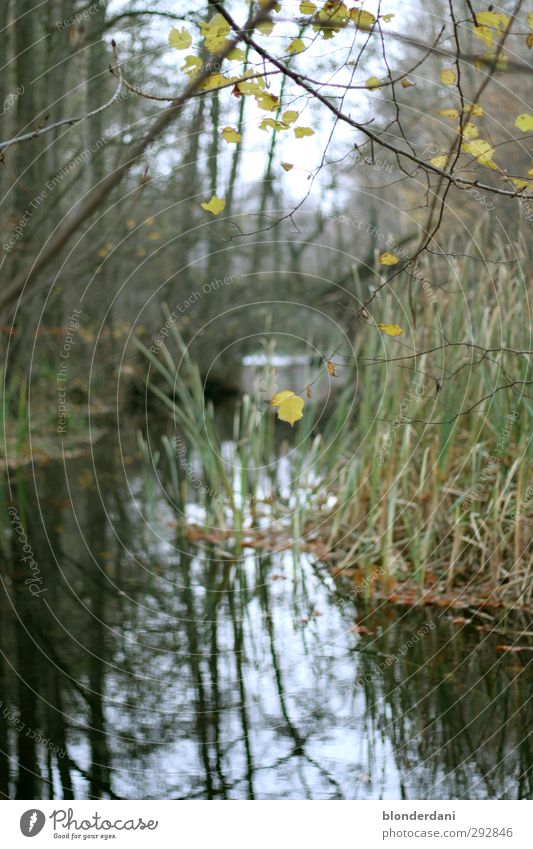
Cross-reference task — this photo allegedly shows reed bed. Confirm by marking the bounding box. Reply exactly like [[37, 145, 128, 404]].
[[138, 239, 532, 607]]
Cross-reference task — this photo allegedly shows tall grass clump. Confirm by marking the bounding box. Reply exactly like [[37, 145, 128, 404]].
[[138, 239, 532, 606]]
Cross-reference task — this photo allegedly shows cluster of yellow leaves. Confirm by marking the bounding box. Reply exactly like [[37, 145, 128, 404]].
[[473, 10, 510, 48], [260, 109, 298, 132], [271, 390, 304, 426]]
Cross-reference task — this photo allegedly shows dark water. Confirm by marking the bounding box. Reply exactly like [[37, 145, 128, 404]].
[[0, 428, 531, 800]]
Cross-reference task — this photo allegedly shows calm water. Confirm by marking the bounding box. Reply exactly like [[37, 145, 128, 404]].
[[0, 423, 531, 800]]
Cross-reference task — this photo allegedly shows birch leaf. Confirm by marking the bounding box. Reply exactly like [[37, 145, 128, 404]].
[[181, 55, 203, 76], [515, 113, 533, 132], [169, 27, 192, 50], [221, 126, 241, 144], [438, 108, 459, 119], [255, 91, 279, 111], [378, 252, 399, 265], [200, 14, 230, 53], [294, 126, 315, 138], [271, 390, 305, 426], [200, 195, 226, 215], [351, 9, 376, 30], [365, 76, 382, 91], [288, 38, 306, 54], [440, 68, 457, 85], [430, 155, 449, 168], [378, 323, 403, 337]]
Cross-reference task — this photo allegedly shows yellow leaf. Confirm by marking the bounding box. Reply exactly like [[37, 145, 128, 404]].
[[400, 78, 415, 88], [527, 33, 533, 49], [440, 68, 457, 85], [460, 121, 479, 140], [294, 126, 315, 138], [438, 108, 459, 119], [464, 103, 484, 116], [430, 155, 449, 168], [326, 360, 337, 377], [473, 11, 509, 48], [257, 19, 274, 36], [237, 76, 266, 96], [382, 13, 395, 22], [378, 252, 399, 265], [200, 195, 226, 215], [282, 110, 299, 124], [351, 9, 376, 30], [515, 113, 533, 132], [228, 47, 246, 61], [221, 126, 241, 143], [202, 73, 237, 91], [255, 91, 279, 111], [259, 0, 281, 9], [126, 218, 136, 229], [462, 138, 497, 169], [300, 0, 316, 12], [169, 27, 192, 51], [510, 178, 533, 190], [200, 13, 230, 53], [181, 55, 203, 76], [288, 37, 305, 54], [365, 76, 382, 91], [528, 11, 533, 29], [259, 117, 288, 131], [281, 162, 294, 171], [271, 390, 305, 426], [377, 323, 403, 337]]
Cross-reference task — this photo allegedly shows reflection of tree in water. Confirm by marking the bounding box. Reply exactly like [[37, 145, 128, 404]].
[[0, 446, 531, 799]]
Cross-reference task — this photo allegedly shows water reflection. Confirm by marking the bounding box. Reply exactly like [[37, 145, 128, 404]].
[[0, 435, 531, 799]]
